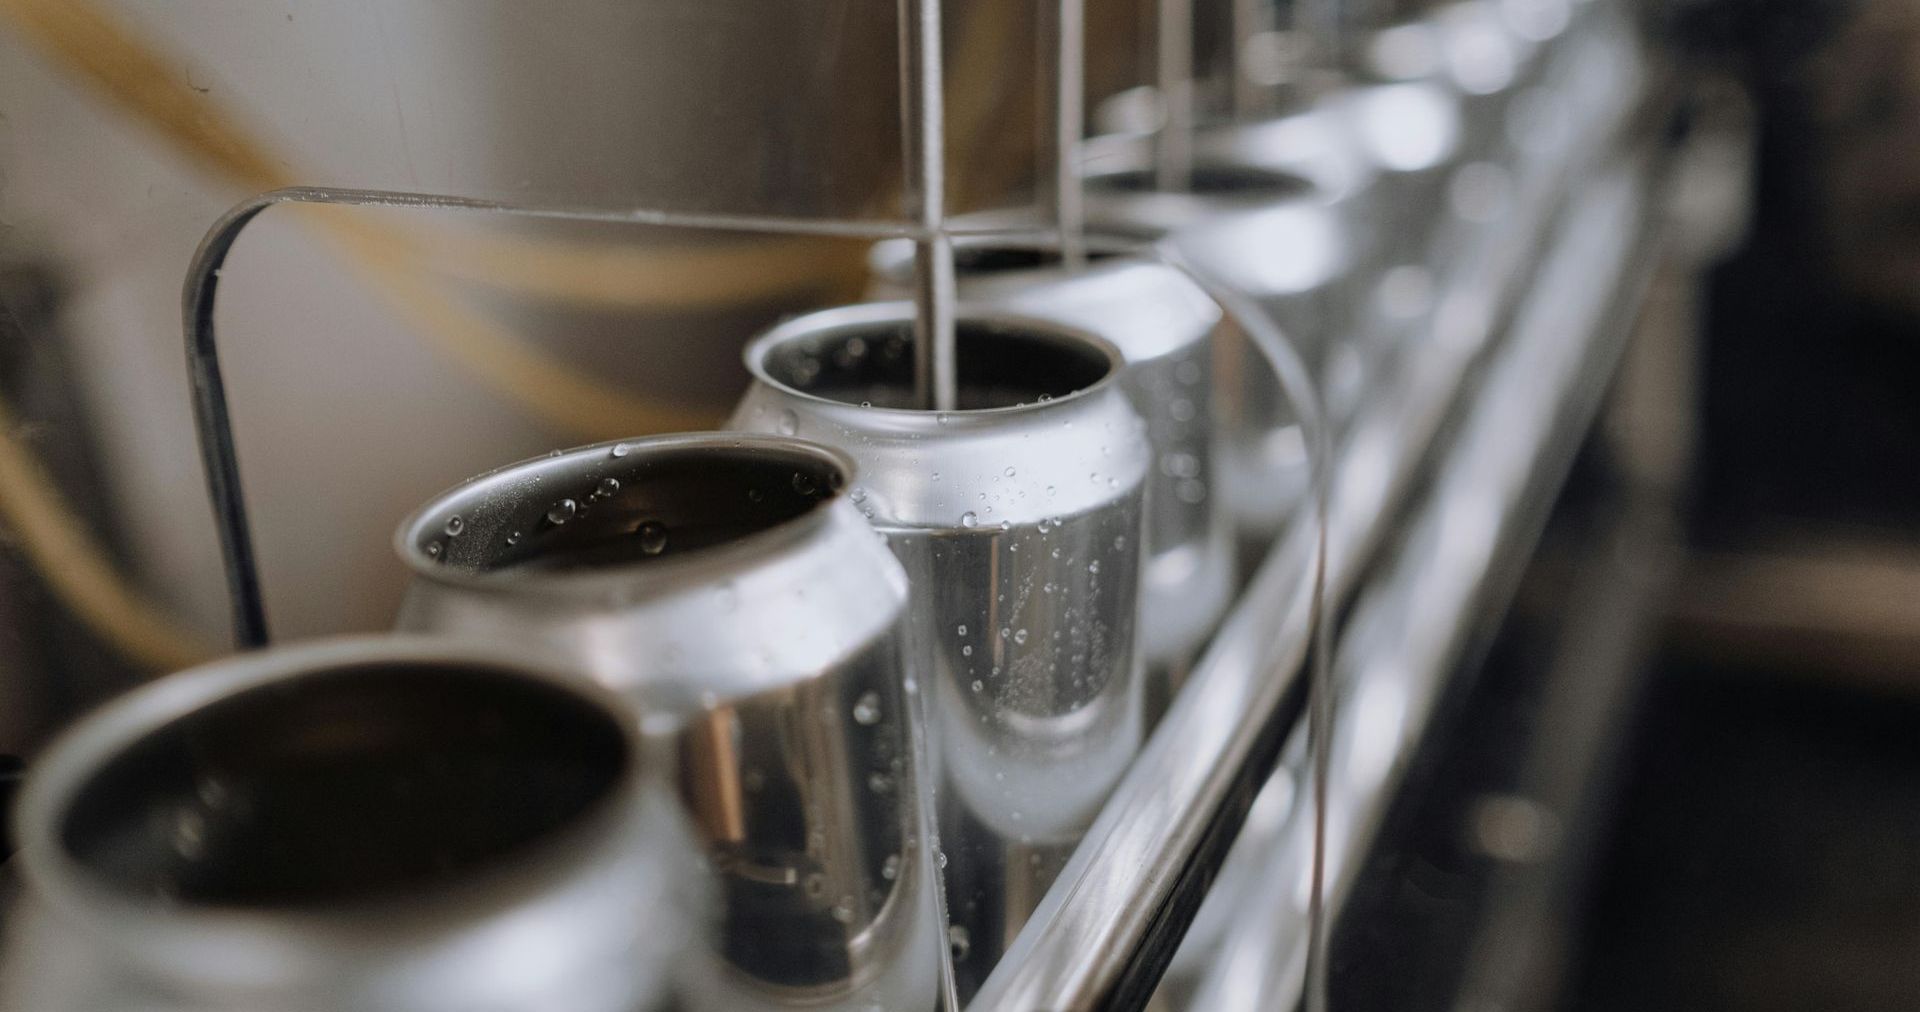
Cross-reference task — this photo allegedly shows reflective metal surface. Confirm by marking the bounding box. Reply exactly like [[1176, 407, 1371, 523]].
[[867, 240, 1233, 717], [2, 636, 696, 1012], [729, 304, 1150, 1002], [969, 13, 1651, 1008], [1189, 152, 1654, 1012], [393, 433, 942, 1012]]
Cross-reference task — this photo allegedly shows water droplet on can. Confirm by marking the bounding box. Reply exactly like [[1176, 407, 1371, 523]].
[[636, 521, 668, 555], [852, 691, 882, 725], [959, 511, 978, 528], [595, 477, 621, 499], [610, 442, 631, 458], [778, 409, 800, 436], [443, 515, 465, 537], [546, 499, 578, 525]]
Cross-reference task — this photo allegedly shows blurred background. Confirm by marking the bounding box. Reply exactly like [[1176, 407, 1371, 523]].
[[3, 1, 1920, 1008]]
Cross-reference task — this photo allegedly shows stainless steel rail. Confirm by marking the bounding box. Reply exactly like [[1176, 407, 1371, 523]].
[[1188, 151, 1659, 1012], [969, 19, 1653, 1009]]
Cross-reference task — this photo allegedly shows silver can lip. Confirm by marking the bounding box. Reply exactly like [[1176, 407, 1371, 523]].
[[10, 635, 666, 989], [865, 236, 1224, 365], [866, 232, 1138, 286], [1082, 112, 1371, 205], [742, 300, 1127, 424], [1080, 155, 1326, 235], [395, 432, 861, 600]]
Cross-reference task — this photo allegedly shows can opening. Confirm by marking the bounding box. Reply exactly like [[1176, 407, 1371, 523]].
[[1094, 163, 1316, 200], [762, 319, 1111, 411], [949, 244, 1123, 275], [434, 443, 845, 575], [58, 661, 627, 907]]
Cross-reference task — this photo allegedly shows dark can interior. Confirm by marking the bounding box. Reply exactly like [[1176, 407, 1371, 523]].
[[58, 662, 627, 908], [426, 444, 844, 575], [1092, 163, 1316, 200], [761, 318, 1112, 411], [948, 244, 1124, 275]]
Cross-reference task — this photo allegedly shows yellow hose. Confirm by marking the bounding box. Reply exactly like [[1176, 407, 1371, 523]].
[[0, 0, 871, 312], [0, 396, 216, 670], [0, 0, 1023, 668]]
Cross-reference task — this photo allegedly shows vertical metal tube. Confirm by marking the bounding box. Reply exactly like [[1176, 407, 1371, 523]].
[[1156, 0, 1194, 191], [1231, 0, 1266, 119], [1056, 0, 1086, 269], [1303, 0, 1345, 71], [898, 0, 958, 411]]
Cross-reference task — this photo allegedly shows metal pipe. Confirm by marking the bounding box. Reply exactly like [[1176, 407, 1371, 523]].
[[898, 0, 958, 410], [1156, 0, 1194, 190], [1056, 0, 1086, 268]]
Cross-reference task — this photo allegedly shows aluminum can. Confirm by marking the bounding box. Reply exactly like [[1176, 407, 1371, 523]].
[[1081, 140, 1358, 558], [867, 239, 1231, 718], [394, 433, 942, 1012], [1, 635, 696, 1012], [729, 303, 1150, 1002]]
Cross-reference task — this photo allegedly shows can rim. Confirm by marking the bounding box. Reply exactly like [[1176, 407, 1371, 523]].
[[866, 232, 1145, 287], [741, 300, 1129, 424], [393, 432, 864, 598], [1079, 156, 1328, 238], [10, 635, 656, 970]]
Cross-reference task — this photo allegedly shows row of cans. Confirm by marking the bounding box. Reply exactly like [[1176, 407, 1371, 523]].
[[1, 1, 1591, 1007]]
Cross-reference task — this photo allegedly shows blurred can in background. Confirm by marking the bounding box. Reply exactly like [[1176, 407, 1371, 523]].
[[867, 238, 1232, 720]]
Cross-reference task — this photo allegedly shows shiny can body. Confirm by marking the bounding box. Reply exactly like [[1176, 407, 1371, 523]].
[[394, 434, 941, 1012], [730, 303, 1150, 1001], [2, 636, 696, 1012], [867, 240, 1232, 714]]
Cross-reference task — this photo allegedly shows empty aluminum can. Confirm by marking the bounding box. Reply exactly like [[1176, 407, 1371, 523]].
[[1, 636, 697, 1012], [730, 303, 1150, 1001], [394, 433, 943, 1012], [867, 239, 1231, 719], [1081, 146, 1356, 557]]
